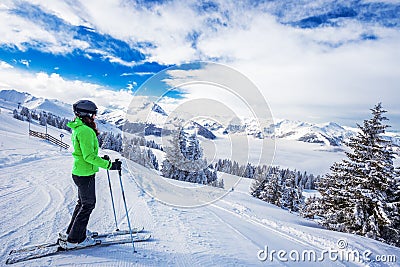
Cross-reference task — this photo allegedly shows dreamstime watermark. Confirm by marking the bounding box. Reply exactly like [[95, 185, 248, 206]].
[[257, 239, 397, 264]]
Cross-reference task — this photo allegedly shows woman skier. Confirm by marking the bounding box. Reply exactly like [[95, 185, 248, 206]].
[[59, 100, 121, 249]]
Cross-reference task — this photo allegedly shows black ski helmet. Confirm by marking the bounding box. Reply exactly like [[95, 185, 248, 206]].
[[73, 100, 98, 117]]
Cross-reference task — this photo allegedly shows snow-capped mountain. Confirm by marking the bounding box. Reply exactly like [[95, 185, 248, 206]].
[[0, 89, 124, 133], [2, 89, 399, 149], [182, 121, 217, 140], [0, 89, 72, 118], [194, 116, 353, 146], [268, 120, 355, 146], [151, 103, 168, 116]]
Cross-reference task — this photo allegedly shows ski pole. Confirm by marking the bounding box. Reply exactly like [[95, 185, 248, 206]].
[[104, 155, 119, 231], [116, 159, 136, 253], [106, 169, 119, 231]]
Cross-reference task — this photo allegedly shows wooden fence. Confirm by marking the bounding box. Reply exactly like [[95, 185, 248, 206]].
[[29, 130, 69, 150]]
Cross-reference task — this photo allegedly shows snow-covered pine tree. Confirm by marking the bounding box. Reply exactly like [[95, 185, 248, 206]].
[[318, 161, 355, 232], [160, 159, 173, 178], [280, 172, 304, 212], [162, 130, 187, 173], [100, 132, 113, 150], [13, 109, 23, 121], [147, 149, 159, 170], [243, 163, 255, 178], [39, 112, 47, 126], [232, 161, 240, 176], [205, 165, 218, 184], [319, 103, 399, 245], [185, 133, 202, 161], [250, 166, 273, 198], [251, 166, 310, 211], [161, 130, 217, 186], [260, 172, 281, 206], [304, 174, 316, 190], [381, 165, 400, 246], [347, 103, 397, 240], [250, 174, 267, 199], [20, 107, 30, 120], [301, 195, 320, 219]]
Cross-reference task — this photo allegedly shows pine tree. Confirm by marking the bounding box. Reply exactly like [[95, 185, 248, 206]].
[[250, 172, 268, 199], [13, 109, 23, 120], [280, 172, 304, 212], [101, 132, 113, 150], [319, 103, 399, 244], [161, 130, 217, 186], [261, 172, 281, 206], [318, 161, 355, 232], [39, 112, 46, 126], [161, 159, 173, 178], [243, 163, 255, 178], [382, 167, 400, 246], [163, 130, 187, 172], [301, 195, 320, 219]]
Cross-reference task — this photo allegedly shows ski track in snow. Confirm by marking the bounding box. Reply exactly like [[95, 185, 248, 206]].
[[1, 110, 400, 266], [0, 157, 73, 259], [207, 202, 347, 267]]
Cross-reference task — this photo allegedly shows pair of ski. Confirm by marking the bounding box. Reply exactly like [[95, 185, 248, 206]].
[[6, 227, 150, 265]]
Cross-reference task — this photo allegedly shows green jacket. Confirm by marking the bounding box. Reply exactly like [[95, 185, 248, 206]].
[[67, 117, 111, 176]]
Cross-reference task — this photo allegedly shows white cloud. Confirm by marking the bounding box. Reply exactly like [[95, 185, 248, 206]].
[[120, 73, 133, 77], [0, 0, 89, 54], [363, 0, 400, 3], [104, 55, 141, 67], [136, 72, 156, 76], [0, 67, 133, 110], [235, 29, 400, 125], [126, 81, 137, 91], [18, 0, 86, 26], [0, 60, 13, 69], [20, 59, 30, 67]]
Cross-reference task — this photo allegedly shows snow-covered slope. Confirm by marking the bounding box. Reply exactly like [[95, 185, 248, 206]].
[[1, 97, 400, 266]]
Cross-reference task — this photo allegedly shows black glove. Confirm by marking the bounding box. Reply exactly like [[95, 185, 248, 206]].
[[102, 155, 110, 161], [109, 159, 122, 171]]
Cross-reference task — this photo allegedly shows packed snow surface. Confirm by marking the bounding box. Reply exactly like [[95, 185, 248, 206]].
[[1, 106, 399, 266]]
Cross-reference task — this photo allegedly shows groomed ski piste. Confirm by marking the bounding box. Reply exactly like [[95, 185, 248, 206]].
[[1, 106, 400, 267]]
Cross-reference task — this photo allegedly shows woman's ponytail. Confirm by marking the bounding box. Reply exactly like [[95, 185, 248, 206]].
[[80, 116, 100, 136]]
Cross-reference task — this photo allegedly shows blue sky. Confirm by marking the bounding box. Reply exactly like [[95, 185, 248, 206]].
[[0, 0, 399, 128]]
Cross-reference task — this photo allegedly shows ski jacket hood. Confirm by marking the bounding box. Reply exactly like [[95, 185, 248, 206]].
[[67, 117, 111, 176]]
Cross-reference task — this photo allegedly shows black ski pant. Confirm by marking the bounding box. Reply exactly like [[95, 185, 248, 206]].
[[66, 174, 96, 243]]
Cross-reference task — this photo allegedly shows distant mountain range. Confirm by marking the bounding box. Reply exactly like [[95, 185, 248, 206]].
[[0, 89, 72, 118], [1, 89, 399, 149]]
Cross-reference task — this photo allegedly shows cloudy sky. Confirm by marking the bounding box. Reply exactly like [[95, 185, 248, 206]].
[[0, 0, 399, 128]]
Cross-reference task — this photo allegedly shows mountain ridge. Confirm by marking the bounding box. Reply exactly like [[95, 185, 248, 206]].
[[1, 89, 399, 149]]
